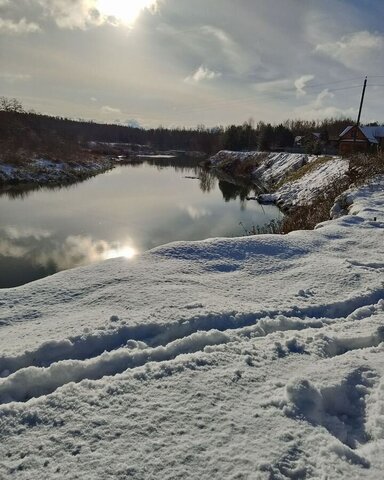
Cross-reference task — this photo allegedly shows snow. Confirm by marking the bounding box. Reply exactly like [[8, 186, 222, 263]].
[[259, 156, 349, 209], [209, 151, 316, 187], [0, 157, 112, 185], [0, 175, 384, 478], [208, 150, 349, 210]]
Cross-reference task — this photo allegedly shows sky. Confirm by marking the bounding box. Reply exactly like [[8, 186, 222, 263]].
[[1, 0, 384, 128]]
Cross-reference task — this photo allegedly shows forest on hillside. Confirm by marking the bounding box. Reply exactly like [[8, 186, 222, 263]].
[[0, 96, 356, 162]]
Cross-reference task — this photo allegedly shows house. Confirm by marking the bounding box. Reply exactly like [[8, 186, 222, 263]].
[[293, 132, 337, 154], [294, 132, 321, 148], [339, 125, 384, 155]]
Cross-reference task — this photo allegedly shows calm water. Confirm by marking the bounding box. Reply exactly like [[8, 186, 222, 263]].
[[0, 159, 281, 288]]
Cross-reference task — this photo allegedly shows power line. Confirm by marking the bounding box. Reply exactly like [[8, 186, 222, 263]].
[[304, 78, 363, 90]]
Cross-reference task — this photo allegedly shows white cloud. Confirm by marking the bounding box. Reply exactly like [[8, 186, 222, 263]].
[[36, 0, 100, 30], [34, 235, 137, 269], [180, 205, 211, 220], [294, 75, 314, 97], [0, 72, 31, 82], [200, 24, 252, 74], [313, 89, 334, 109], [253, 78, 293, 95], [125, 118, 142, 128], [101, 105, 122, 114], [315, 31, 384, 70], [3, 226, 51, 240], [295, 88, 355, 120], [0, 17, 41, 34], [200, 25, 232, 45], [252, 76, 315, 98], [185, 66, 221, 84], [32, 0, 158, 30]]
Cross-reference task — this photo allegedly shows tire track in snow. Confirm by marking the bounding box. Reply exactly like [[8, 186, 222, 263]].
[[1, 287, 383, 377], [0, 330, 229, 404], [0, 288, 382, 404]]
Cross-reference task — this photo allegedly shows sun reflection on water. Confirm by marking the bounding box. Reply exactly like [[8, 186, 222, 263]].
[[103, 245, 137, 260]]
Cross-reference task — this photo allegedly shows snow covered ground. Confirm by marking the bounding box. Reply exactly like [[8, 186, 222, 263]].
[[258, 156, 349, 210], [208, 151, 348, 210], [0, 157, 113, 185], [209, 151, 314, 187], [0, 176, 384, 478]]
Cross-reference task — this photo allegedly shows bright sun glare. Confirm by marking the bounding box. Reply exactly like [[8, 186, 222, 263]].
[[96, 0, 157, 26], [104, 245, 137, 260]]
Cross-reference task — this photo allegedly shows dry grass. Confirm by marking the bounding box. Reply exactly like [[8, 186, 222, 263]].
[[278, 152, 384, 234], [279, 176, 350, 233], [347, 152, 384, 185]]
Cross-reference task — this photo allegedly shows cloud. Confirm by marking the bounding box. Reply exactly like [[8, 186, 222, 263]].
[[35, 235, 137, 269], [31, 0, 159, 30], [0, 226, 136, 270], [253, 78, 294, 95], [0, 226, 51, 259], [0, 17, 41, 34], [1, 0, 383, 127], [185, 65, 221, 84], [294, 75, 314, 97], [295, 88, 355, 120], [315, 31, 384, 70], [125, 119, 142, 128], [3, 226, 51, 240], [180, 205, 212, 220], [0, 72, 31, 82], [252, 75, 315, 99], [200, 25, 232, 45], [35, 0, 100, 30], [101, 105, 122, 114], [200, 24, 251, 74], [0, 0, 159, 32]]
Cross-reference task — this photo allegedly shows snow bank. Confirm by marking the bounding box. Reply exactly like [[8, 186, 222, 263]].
[[0, 156, 113, 185], [0, 178, 384, 478], [208, 151, 349, 210], [259, 156, 349, 209]]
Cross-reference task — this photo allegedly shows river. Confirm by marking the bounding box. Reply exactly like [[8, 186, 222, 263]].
[[0, 157, 281, 288]]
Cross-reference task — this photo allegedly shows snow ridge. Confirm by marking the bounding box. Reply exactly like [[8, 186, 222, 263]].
[[0, 289, 383, 404], [2, 285, 383, 377]]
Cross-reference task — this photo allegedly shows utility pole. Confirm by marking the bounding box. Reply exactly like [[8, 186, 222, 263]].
[[353, 76, 368, 152]]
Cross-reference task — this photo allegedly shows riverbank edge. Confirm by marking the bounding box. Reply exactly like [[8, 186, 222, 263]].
[[0, 155, 115, 190]]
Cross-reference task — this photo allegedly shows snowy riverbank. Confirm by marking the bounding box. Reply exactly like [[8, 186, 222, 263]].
[[0, 174, 384, 478], [0, 156, 113, 187], [208, 151, 349, 210]]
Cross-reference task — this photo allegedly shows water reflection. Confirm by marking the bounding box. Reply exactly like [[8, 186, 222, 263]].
[[179, 205, 212, 220], [0, 161, 281, 287], [104, 245, 137, 260], [0, 181, 78, 200], [218, 181, 251, 203], [199, 169, 217, 193], [0, 226, 137, 288], [0, 156, 204, 200]]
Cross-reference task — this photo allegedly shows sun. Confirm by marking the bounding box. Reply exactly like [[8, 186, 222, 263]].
[[96, 0, 157, 26]]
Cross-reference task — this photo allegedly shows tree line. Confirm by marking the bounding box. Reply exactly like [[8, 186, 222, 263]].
[[0, 96, 355, 160]]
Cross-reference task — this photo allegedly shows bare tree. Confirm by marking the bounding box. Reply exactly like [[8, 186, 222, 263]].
[[0, 97, 24, 113]]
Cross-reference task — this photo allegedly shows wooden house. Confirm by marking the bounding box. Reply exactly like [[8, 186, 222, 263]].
[[339, 125, 384, 154]]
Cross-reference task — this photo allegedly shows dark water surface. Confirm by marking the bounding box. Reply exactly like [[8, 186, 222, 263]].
[[0, 159, 281, 288]]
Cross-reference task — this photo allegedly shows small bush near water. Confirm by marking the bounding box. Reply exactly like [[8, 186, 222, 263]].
[[239, 218, 283, 236]]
